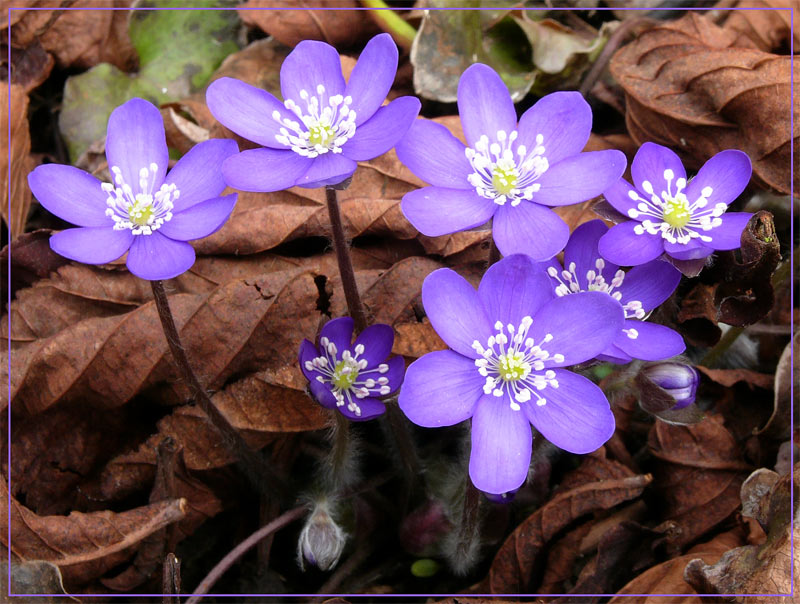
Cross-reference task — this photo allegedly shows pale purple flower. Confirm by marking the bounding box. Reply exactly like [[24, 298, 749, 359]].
[[206, 34, 420, 192], [396, 63, 626, 261], [398, 255, 623, 494], [641, 362, 699, 410], [546, 220, 685, 364], [299, 317, 404, 421], [597, 142, 753, 265]]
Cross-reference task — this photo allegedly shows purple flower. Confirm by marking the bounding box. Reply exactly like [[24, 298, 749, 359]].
[[597, 142, 753, 265], [641, 361, 699, 410], [299, 317, 404, 421], [398, 255, 623, 494], [396, 63, 626, 261], [545, 220, 685, 364], [206, 34, 421, 192], [27, 98, 238, 281]]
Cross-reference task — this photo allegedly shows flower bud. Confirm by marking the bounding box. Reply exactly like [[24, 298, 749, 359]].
[[297, 501, 346, 571], [641, 362, 699, 410]]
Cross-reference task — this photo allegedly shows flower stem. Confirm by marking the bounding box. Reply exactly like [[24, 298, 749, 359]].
[[454, 478, 481, 572], [150, 280, 285, 497], [329, 411, 354, 491], [359, 0, 416, 51]]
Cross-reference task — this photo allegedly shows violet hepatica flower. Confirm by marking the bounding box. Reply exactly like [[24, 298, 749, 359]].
[[641, 362, 699, 410], [28, 98, 238, 280], [396, 63, 626, 261], [546, 220, 685, 364], [206, 33, 421, 192], [597, 142, 753, 265], [398, 255, 623, 494], [299, 317, 404, 421]]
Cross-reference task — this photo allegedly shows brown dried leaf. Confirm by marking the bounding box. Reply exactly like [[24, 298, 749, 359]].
[[1, 560, 71, 600], [1, 83, 34, 239], [696, 366, 774, 390], [610, 13, 798, 194], [721, 0, 799, 53], [755, 333, 797, 438], [0, 229, 70, 301], [8, 38, 55, 93]]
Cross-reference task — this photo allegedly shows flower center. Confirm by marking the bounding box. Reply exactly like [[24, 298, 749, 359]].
[[332, 359, 359, 390], [102, 164, 178, 236], [465, 130, 549, 207], [662, 196, 691, 228], [273, 84, 357, 158], [471, 317, 563, 411]]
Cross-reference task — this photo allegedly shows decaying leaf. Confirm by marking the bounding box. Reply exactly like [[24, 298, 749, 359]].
[[1, 83, 34, 239], [755, 333, 797, 438], [1, 560, 73, 600], [721, 0, 799, 53]]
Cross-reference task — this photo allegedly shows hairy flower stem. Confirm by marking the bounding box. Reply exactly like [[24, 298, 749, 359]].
[[454, 479, 481, 572], [150, 280, 285, 497], [329, 412, 354, 492]]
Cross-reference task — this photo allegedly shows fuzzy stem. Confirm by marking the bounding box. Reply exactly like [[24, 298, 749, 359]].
[[360, 0, 416, 51], [329, 412, 353, 491], [384, 404, 422, 496], [454, 479, 481, 568]]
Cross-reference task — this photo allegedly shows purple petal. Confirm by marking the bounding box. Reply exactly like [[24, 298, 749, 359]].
[[469, 394, 532, 494], [401, 187, 495, 237], [342, 96, 420, 162], [28, 165, 111, 227], [597, 221, 664, 266], [563, 219, 619, 289], [50, 227, 132, 264], [492, 202, 568, 260], [299, 339, 321, 380], [603, 177, 641, 218], [158, 194, 237, 242], [299, 340, 337, 408], [478, 254, 554, 327], [206, 78, 290, 149], [706, 212, 752, 250], [165, 139, 238, 211], [685, 149, 751, 206], [631, 142, 686, 198], [616, 259, 681, 312], [105, 98, 168, 195], [280, 40, 345, 104], [534, 151, 627, 207], [345, 33, 398, 126], [596, 346, 633, 365], [353, 324, 394, 368], [338, 397, 386, 421], [517, 91, 591, 166], [529, 292, 624, 367], [457, 63, 517, 148], [125, 232, 195, 280], [222, 148, 312, 192], [663, 237, 714, 261], [523, 369, 614, 454], [294, 153, 357, 189], [309, 379, 337, 410], [320, 317, 355, 358], [422, 268, 493, 359], [380, 355, 406, 395], [399, 350, 484, 427], [613, 320, 685, 361], [395, 119, 472, 189]]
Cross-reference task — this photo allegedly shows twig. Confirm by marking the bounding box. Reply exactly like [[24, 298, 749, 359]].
[[359, 0, 416, 51], [161, 553, 181, 604], [579, 18, 651, 98]]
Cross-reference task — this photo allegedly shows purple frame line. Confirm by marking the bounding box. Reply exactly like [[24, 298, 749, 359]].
[[4, 2, 796, 600]]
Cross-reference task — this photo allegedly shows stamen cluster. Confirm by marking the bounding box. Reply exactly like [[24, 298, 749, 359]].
[[102, 163, 179, 236]]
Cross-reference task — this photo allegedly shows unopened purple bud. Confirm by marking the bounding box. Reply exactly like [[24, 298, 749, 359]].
[[641, 362, 699, 409], [297, 502, 346, 572]]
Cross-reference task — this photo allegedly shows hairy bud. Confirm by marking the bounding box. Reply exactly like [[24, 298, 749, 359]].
[[297, 501, 347, 571]]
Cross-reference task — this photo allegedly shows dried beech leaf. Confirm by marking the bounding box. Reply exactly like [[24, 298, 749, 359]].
[[1, 230, 70, 302], [8, 38, 55, 93], [696, 366, 774, 390], [1, 560, 72, 600], [755, 333, 797, 438], [721, 0, 799, 53], [1, 83, 34, 239]]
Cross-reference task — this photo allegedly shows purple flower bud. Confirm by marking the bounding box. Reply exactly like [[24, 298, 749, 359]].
[[641, 362, 699, 409], [297, 502, 346, 572]]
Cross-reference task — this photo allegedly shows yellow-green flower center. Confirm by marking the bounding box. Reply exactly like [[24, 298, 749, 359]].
[[491, 165, 518, 196], [662, 196, 691, 228], [497, 351, 531, 382], [128, 194, 155, 227], [332, 360, 358, 390], [308, 123, 336, 148]]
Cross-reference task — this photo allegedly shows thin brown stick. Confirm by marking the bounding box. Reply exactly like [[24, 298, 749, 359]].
[[161, 553, 181, 604]]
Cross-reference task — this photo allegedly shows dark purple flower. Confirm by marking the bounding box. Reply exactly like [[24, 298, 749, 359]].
[[641, 362, 699, 410], [545, 220, 685, 364], [396, 63, 626, 261], [206, 34, 420, 191], [299, 317, 404, 421], [27, 98, 238, 281], [597, 142, 753, 265], [398, 255, 623, 494]]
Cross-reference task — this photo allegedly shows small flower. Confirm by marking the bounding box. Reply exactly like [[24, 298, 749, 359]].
[[545, 219, 685, 364], [597, 142, 753, 265], [396, 63, 626, 261], [297, 500, 347, 571], [640, 361, 699, 410], [27, 98, 238, 280], [207, 33, 420, 192], [398, 255, 623, 494], [299, 317, 404, 421]]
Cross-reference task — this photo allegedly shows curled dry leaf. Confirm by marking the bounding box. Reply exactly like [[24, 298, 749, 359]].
[[7, 37, 55, 93], [1, 560, 71, 600], [755, 333, 797, 438], [721, 0, 800, 53], [1, 83, 35, 239], [610, 12, 798, 194]]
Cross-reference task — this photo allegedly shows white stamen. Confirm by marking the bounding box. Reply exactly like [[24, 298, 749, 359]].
[[102, 163, 177, 236]]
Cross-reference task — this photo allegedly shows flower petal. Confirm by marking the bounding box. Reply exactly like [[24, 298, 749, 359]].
[[602, 177, 640, 218], [166, 139, 238, 211], [338, 397, 386, 421], [105, 98, 168, 195], [320, 317, 354, 358], [299, 339, 321, 379], [492, 202, 568, 260], [353, 324, 394, 368], [529, 291, 624, 367], [616, 259, 681, 312], [457, 63, 517, 148], [705, 212, 752, 250], [614, 320, 685, 361], [341, 96, 420, 161], [563, 219, 619, 289], [125, 232, 195, 280], [399, 350, 484, 427], [523, 369, 614, 454], [663, 237, 714, 261], [222, 148, 312, 192], [685, 149, 752, 206], [28, 165, 111, 227], [597, 221, 664, 266], [379, 355, 406, 395], [345, 33, 398, 126], [309, 379, 337, 410], [534, 150, 627, 207], [478, 254, 554, 327], [422, 268, 493, 359], [294, 153, 357, 189], [158, 194, 237, 242], [280, 40, 345, 104], [401, 187, 495, 237], [50, 227, 132, 264], [469, 394, 532, 494], [631, 142, 686, 197], [206, 77, 289, 149], [517, 91, 591, 166], [395, 119, 472, 189], [299, 340, 338, 409]]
